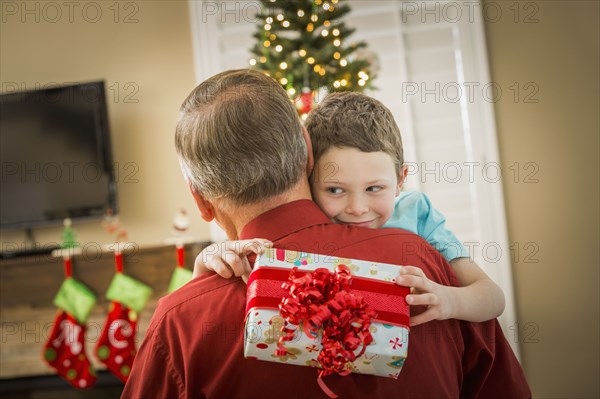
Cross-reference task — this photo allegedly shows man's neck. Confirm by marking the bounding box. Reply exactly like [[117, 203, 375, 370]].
[[217, 177, 313, 240]]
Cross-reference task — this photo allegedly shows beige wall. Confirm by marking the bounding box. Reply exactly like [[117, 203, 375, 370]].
[[0, 0, 211, 248], [484, 1, 599, 397]]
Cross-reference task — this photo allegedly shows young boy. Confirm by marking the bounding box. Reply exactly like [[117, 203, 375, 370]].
[[194, 92, 505, 326]]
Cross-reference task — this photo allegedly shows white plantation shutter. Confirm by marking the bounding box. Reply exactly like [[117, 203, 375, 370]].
[[189, 0, 519, 357]]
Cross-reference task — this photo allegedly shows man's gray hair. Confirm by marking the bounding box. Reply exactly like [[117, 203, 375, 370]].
[[175, 69, 306, 207]]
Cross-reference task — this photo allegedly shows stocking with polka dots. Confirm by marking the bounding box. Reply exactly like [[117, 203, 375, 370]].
[[95, 301, 137, 382], [95, 250, 152, 382], [42, 256, 97, 389], [43, 311, 97, 388]]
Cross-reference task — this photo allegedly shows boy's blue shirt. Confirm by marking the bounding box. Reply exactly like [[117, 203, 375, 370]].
[[384, 191, 469, 262]]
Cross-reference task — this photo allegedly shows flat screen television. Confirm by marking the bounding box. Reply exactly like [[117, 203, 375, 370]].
[[0, 81, 117, 230]]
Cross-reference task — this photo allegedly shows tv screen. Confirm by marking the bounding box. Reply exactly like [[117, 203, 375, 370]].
[[0, 81, 117, 230]]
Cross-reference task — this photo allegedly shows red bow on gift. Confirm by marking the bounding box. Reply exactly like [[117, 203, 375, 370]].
[[277, 265, 377, 398]]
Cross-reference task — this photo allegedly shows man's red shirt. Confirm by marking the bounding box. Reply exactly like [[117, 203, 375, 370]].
[[122, 200, 530, 398]]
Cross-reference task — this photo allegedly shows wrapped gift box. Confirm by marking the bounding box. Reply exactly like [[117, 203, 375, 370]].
[[244, 248, 410, 378]]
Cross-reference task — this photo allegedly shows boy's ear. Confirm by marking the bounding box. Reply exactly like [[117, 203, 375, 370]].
[[188, 182, 215, 222], [301, 125, 314, 176], [396, 165, 409, 196]]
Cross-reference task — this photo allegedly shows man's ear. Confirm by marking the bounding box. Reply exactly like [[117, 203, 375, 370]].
[[188, 182, 214, 222], [396, 165, 409, 196], [301, 125, 314, 176]]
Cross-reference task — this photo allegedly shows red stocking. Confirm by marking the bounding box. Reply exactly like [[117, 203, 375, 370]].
[[96, 301, 137, 382], [42, 256, 97, 388], [43, 311, 97, 388], [96, 249, 152, 382]]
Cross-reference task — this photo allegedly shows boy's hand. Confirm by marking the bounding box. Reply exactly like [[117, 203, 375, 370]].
[[193, 239, 273, 283], [395, 266, 458, 327]]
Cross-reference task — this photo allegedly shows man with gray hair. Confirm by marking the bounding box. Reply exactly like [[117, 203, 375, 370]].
[[122, 69, 530, 398]]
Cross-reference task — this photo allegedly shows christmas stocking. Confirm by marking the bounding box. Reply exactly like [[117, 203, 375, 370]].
[[42, 257, 97, 388], [96, 251, 152, 382], [168, 244, 193, 293]]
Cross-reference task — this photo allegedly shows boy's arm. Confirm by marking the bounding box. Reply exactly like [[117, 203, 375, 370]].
[[391, 192, 505, 324], [397, 259, 506, 325], [193, 239, 272, 282], [449, 257, 506, 321]]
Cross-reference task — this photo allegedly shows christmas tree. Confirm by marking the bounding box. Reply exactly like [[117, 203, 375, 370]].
[[61, 218, 77, 249], [249, 0, 377, 118]]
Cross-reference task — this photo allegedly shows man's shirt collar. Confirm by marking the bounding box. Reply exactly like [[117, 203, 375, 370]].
[[240, 199, 331, 241]]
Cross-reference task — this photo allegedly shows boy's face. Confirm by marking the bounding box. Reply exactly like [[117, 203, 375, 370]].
[[311, 147, 402, 229]]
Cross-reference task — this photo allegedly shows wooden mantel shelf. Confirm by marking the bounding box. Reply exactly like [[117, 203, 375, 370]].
[[0, 241, 211, 380], [0, 241, 210, 308]]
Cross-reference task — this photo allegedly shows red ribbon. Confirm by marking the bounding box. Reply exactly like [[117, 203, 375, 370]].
[[63, 257, 72, 278], [176, 245, 185, 268], [115, 251, 124, 273], [278, 265, 376, 398], [246, 268, 409, 326]]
